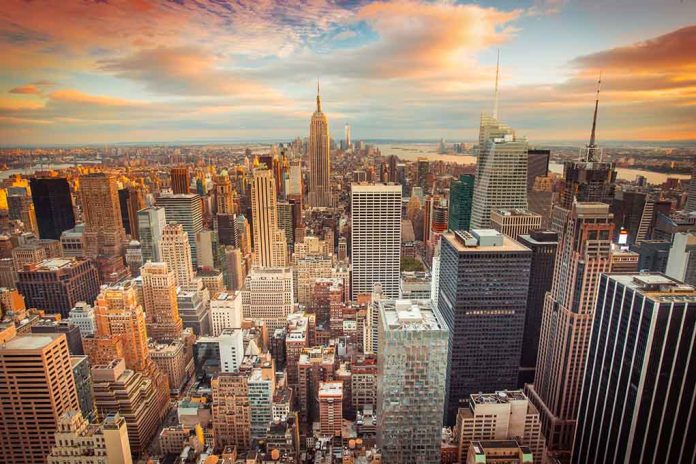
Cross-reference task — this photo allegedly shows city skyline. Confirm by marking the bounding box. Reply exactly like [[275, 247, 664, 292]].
[[1, 0, 695, 145]]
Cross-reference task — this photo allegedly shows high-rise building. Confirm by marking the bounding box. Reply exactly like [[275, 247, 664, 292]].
[[573, 273, 696, 464], [30, 177, 76, 240], [242, 267, 294, 333], [665, 231, 696, 285], [156, 193, 203, 267], [71, 355, 96, 422], [251, 169, 288, 268], [7, 186, 38, 234], [470, 115, 528, 229], [686, 166, 696, 213], [68, 302, 96, 338], [210, 291, 243, 336], [307, 83, 332, 208], [137, 207, 166, 262], [439, 229, 531, 424], [17, 257, 101, 318], [212, 372, 251, 452], [525, 202, 614, 456], [118, 187, 144, 239], [48, 410, 132, 464], [516, 230, 557, 386], [80, 173, 127, 259], [91, 358, 169, 455], [319, 381, 343, 437], [215, 173, 236, 215], [630, 239, 671, 273], [376, 300, 448, 464], [454, 390, 545, 463], [159, 223, 196, 289], [0, 333, 80, 463], [416, 157, 430, 191], [141, 262, 183, 341], [526, 149, 550, 191], [490, 208, 542, 240], [344, 122, 351, 149], [448, 174, 475, 231], [170, 166, 190, 194], [94, 282, 150, 373], [351, 183, 402, 299]]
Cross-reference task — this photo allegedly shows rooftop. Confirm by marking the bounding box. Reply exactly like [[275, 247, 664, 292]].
[[445, 230, 529, 253], [381, 299, 446, 332], [0, 333, 61, 351], [609, 273, 696, 301]]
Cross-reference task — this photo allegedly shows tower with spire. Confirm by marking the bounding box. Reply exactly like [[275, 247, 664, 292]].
[[553, 74, 616, 219], [307, 79, 333, 208], [469, 50, 529, 228]]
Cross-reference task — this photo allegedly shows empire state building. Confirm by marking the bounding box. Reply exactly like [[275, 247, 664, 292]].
[[307, 82, 332, 208]]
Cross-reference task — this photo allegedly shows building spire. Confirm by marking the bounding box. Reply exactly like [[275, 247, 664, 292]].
[[587, 72, 602, 162], [316, 78, 322, 112], [492, 49, 500, 119]]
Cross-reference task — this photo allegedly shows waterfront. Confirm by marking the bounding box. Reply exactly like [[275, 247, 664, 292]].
[[377, 143, 691, 185]]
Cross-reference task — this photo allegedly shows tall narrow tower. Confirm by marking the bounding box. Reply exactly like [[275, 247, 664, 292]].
[[470, 55, 528, 228], [307, 81, 332, 208], [251, 169, 287, 268], [525, 202, 614, 458]]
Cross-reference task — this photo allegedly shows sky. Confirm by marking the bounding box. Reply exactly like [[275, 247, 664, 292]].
[[0, 0, 694, 145]]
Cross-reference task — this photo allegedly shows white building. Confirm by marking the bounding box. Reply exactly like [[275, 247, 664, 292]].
[[665, 231, 696, 285], [242, 267, 294, 333], [136, 207, 166, 262], [210, 291, 243, 336], [67, 302, 96, 337], [351, 183, 402, 299], [219, 328, 245, 373], [470, 115, 528, 229], [155, 194, 203, 267]]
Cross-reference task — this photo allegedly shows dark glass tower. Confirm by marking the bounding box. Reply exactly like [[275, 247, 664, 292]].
[[573, 273, 696, 464], [448, 174, 474, 231], [438, 229, 531, 424], [516, 230, 558, 387], [29, 177, 75, 240], [527, 149, 550, 191]]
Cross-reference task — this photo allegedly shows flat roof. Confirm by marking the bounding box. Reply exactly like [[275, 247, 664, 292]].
[[443, 231, 530, 253], [1, 333, 61, 351]]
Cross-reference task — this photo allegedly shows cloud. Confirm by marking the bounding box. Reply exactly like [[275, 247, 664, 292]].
[[9, 85, 40, 95], [571, 25, 696, 72]]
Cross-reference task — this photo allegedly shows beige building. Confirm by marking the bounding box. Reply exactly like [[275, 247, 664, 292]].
[[455, 390, 545, 463], [251, 168, 288, 268], [0, 333, 80, 463], [212, 372, 251, 452], [466, 440, 534, 464], [92, 358, 169, 455], [149, 339, 192, 395], [292, 235, 334, 305], [307, 84, 332, 208], [159, 223, 196, 289], [141, 261, 183, 341], [490, 208, 543, 240], [242, 267, 294, 333], [48, 410, 132, 464]]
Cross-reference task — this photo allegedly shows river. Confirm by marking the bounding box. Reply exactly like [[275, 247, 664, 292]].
[[377, 143, 691, 185]]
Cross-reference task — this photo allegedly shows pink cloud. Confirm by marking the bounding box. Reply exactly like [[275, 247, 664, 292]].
[[9, 85, 40, 94]]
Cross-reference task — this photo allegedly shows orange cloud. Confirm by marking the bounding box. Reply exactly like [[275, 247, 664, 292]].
[[9, 85, 40, 94]]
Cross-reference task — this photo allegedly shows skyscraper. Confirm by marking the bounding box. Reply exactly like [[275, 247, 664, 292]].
[[490, 208, 542, 240], [307, 82, 332, 208], [170, 166, 190, 194], [573, 273, 696, 464], [376, 299, 449, 463], [516, 230, 558, 386], [448, 174, 474, 231], [470, 56, 528, 228], [470, 115, 528, 228], [137, 206, 166, 262], [242, 267, 294, 332], [80, 173, 130, 282], [251, 168, 287, 267], [141, 261, 183, 341], [156, 193, 203, 267], [686, 166, 696, 213], [118, 186, 144, 239], [0, 333, 80, 463], [215, 173, 236, 215], [525, 202, 614, 456], [48, 411, 132, 464], [7, 186, 38, 234], [526, 149, 550, 191], [665, 231, 696, 285], [438, 229, 531, 424], [351, 183, 402, 299], [159, 222, 196, 289], [30, 177, 76, 240]]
